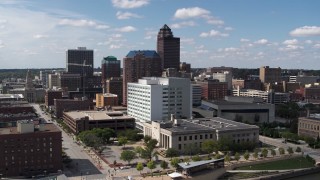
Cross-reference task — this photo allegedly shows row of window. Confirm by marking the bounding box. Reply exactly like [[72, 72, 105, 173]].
[[300, 122, 320, 131], [178, 134, 213, 141]]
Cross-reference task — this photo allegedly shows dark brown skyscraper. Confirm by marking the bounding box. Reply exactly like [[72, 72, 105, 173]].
[[101, 56, 121, 80], [123, 50, 162, 105], [157, 24, 180, 70]]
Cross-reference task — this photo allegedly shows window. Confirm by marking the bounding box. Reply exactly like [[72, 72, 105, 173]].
[[184, 136, 187, 141], [178, 144, 181, 150], [189, 136, 192, 140], [200, 135, 203, 139], [195, 135, 197, 140], [210, 134, 213, 138], [179, 136, 181, 141], [205, 134, 208, 139]]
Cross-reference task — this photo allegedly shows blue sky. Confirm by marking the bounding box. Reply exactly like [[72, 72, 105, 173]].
[[0, 0, 319, 69]]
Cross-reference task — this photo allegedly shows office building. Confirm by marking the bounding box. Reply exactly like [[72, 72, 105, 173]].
[[101, 56, 121, 81], [123, 50, 162, 105], [54, 99, 91, 118], [157, 24, 180, 70], [259, 66, 282, 83], [45, 90, 63, 107], [127, 77, 191, 123], [0, 120, 62, 177], [192, 84, 202, 106], [196, 80, 228, 101], [66, 47, 94, 77], [106, 77, 123, 105]]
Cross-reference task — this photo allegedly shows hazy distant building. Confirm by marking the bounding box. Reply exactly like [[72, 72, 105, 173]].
[[157, 24, 180, 70], [207, 67, 233, 74], [180, 62, 191, 73], [123, 50, 162, 105], [259, 66, 282, 83], [212, 71, 232, 90], [66, 47, 94, 77]]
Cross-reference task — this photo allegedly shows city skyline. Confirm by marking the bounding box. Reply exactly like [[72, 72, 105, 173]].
[[0, 0, 319, 69]]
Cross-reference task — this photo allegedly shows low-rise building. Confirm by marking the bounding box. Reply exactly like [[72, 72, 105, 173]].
[[96, 93, 118, 109], [63, 110, 135, 134], [0, 120, 62, 177], [54, 99, 91, 118], [298, 114, 320, 139], [198, 97, 275, 123], [140, 116, 259, 153]]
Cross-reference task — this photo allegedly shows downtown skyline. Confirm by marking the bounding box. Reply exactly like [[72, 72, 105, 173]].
[[0, 0, 320, 69]]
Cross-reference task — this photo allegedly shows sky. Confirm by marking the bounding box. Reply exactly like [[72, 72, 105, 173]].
[[0, 0, 320, 69]]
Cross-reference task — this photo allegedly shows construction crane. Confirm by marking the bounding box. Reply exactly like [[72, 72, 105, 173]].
[[67, 60, 92, 99]]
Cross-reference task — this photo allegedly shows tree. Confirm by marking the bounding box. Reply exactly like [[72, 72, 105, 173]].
[[279, 147, 285, 155], [160, 160, 168, 173], [234, 152, 240, 162], [118, 136, 128, 148], [271, 149, 276, 157], [135, 146, 144, 157], [192, 155, 201, 161], [214, 153, 222, 159], [184, 143, 200, 156], [261, 148, 268, 158], [170, 158, 180, 169], [202, 140, 216, 155], [91, 128, 115, 144], [120, 150, 136, 165], [166, 148, 179, 159], [136, 162, 144, 174], [144, 135, 152, 144], [224, 153, 231, 163], [253, 149, 259, 159], [287, 147, 294, 155], [243, 150, 250, 161], [296, 146, 302, 153], [147, 160, 156, 176]]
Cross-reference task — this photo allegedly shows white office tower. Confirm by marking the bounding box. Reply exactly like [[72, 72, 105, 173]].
[[127, 77, 191, 123]]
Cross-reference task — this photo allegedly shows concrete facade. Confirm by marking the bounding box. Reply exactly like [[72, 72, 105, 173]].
[[127, 77, 191, 123], [140, 117, 259, 153], [298, 115, 320, 139]]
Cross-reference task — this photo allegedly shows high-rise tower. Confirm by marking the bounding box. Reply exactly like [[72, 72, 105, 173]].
[[157, 24, 180, 70], [122, 50, 162, 105], [66, 47, 94, 77]]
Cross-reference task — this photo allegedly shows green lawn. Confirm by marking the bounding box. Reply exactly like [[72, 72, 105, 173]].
[[237, 157, 314, 170]]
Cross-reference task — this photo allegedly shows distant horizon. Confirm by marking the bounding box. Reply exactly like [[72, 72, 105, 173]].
[[0, 0, 319, 69]]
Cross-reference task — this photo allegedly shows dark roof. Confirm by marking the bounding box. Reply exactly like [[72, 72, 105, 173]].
[[161, 24, 171, 30], [126, 50, 160, 58], [101, 56, 119, 63]]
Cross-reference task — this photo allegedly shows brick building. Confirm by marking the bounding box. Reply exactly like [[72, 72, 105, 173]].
[[106, 77, 123, 105], [123, 50, 162, 105], [0, 121, 62, 177], [54, 99, 91, 118], [45, 90, 63, 107], [96, 93, 118, 109], [196, 80, 228, 101]]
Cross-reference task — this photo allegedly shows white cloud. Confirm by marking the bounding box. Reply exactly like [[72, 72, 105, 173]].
[[33, 34, 48, 39], [254, 39, 268, 45], [116, 26, 136, 32], [200, 30, 229, 38], [96, 25, 110, 29], [314, 44, 320, 49], [180, 38, 195, 44], [58, 18, 109, 29], [279, 45, 304, 51], [144, 30, 157, 39], [240, 38, 250, 42], [174, 7, 210, 19], [224, 27, 233, 31], [290, 26, 320, 37], [305, 40, 313, 44], [109, 44, 122, 49], [196, 49, 209, 54], [173, 7, 224, 26], [0, 40, 4, 48], [116, 11, 142, 19], [206, 18, 224, 25], [170, 21, 196, 29], [223, 47, 240, 52], [111, 0, 149, 9], [283, 39, 298, 45]]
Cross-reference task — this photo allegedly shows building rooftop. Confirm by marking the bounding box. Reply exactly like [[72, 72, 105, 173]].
[[65, 110, 133, 121], [158, 117, 258, 133], [126, 50, 160, 59], [0, 123, 60, 135]]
